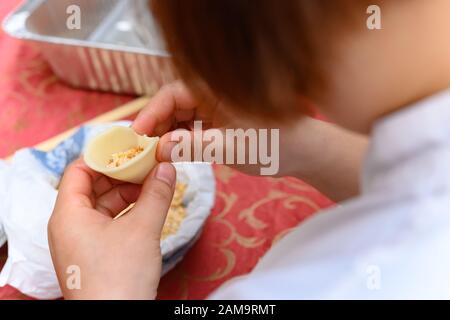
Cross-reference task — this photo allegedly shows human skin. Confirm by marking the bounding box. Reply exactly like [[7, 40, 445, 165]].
[[49, 0, 450, 299], [48, 160, 176, 299], [132, 81, 368, 202]]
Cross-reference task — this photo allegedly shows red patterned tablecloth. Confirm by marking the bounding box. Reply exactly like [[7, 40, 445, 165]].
[[0, 0, 334, 299]]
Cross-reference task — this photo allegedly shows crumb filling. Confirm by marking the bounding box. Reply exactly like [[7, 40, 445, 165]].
[[162, 183, 187, 240], [107, 146, 144, 168]]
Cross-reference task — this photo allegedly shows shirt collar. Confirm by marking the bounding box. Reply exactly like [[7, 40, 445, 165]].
[[362, 89, 450, 194]]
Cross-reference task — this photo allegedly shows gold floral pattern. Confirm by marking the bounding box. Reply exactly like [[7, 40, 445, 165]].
[[157, 165, 334, 299]]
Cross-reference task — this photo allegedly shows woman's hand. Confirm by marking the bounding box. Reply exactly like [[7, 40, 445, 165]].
[[48, 159, 176, 300], [133, 81, 368, 201], [132, 81, 287, 176]]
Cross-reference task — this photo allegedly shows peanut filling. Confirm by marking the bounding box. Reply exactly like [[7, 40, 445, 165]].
[[162, 183, 187, 240], [106, 146, 144, 168]]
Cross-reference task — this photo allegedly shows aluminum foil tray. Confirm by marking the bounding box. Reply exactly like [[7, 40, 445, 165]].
[[2, 0, 175, 95]]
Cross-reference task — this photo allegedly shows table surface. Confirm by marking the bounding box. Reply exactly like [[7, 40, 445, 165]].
[[0, 0, 333, 299]]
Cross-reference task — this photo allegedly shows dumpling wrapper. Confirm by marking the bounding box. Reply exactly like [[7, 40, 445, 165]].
[[84, 126, 159, 184]]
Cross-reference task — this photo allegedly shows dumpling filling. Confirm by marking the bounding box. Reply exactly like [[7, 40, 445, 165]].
[[107, 146, 144, 168], [162, 183, 187, 240]]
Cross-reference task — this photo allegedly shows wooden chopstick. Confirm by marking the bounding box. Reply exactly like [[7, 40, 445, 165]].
[[5, 96, 151, 160]]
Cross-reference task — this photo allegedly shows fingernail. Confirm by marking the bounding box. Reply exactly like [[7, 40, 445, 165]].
[[155, 163, 176, 187], [160, 141, 178, 162]]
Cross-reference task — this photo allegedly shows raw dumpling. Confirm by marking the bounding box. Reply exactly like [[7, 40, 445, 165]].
[[84, 126, 159, 184]]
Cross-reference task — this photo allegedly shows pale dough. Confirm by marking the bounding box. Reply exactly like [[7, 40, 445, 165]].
[[84, 126, 159, 184]]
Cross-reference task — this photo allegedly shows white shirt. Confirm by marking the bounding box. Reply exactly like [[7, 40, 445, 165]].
[[210, 90, 450, 299]]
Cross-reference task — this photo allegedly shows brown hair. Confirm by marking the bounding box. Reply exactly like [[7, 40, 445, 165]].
[[151, 0, 367, 121]]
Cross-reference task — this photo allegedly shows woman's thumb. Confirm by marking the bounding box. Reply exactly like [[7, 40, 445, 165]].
[[127, 163, 176, 234]]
